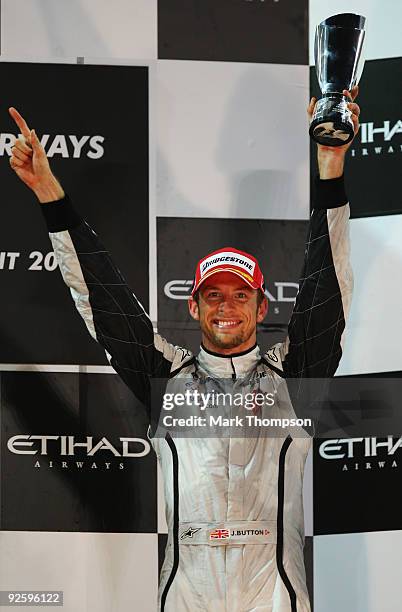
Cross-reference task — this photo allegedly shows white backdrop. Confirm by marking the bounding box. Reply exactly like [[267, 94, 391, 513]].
[[338, 215, 402, 376], [309, 0, 402, 62], [0, 531, 158, 611], [1, 0, 158, 59], [156, 61, 309, 220], [314, 530, 402, 612]]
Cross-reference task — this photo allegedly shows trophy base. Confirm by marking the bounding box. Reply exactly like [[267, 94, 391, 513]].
[[309, 95, 354, 147]]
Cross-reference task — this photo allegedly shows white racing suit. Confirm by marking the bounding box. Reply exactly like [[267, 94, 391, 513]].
[[40, 175, 353, 611]]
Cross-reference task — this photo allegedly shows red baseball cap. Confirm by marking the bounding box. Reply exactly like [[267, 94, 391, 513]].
[[191, 247, 265, 296]]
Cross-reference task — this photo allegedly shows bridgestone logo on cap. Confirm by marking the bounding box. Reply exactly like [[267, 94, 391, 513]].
[[200, 252, 256, 277]]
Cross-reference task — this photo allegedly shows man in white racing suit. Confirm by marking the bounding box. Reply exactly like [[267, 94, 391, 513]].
[[8, 88, 360, 611]]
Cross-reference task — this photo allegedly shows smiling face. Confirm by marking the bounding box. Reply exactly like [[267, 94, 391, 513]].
[[188, 271, 268, 355]]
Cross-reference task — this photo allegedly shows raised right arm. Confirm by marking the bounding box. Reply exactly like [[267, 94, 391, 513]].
[[8, 107, 191, 415], [41, 197, 180, 404]]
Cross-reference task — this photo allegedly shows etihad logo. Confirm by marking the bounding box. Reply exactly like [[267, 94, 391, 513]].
[[7, 435, 151, 471], [0, 133, 105, 159], [319, 436, 402, 472], [8, 434, 150, 456], [164, 280, 298, 302], [351, 120, 402, 158]]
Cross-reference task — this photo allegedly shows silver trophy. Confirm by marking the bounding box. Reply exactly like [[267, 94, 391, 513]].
[[310, 13, 366, 147]]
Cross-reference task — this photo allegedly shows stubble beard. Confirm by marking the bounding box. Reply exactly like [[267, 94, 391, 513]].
[[202, 325, 254, 350]]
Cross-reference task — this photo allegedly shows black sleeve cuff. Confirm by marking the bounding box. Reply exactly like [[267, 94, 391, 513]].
[[314, 174, 348, 210], [40, 195, 83, 232]]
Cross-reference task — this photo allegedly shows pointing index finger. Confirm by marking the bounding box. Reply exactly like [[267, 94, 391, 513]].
[[8, 107, 31, 140]]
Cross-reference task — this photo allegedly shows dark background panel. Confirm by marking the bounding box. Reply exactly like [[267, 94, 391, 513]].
[[310, 57, 402, 218], [0, 62, 149, 364], [157, 217, 309, 355], [158, 533, 168, 576], [313, 372, 402, 535], [313, 435, 402, 535], [158, 0, 308, 65], [0, 371, 157, 532]]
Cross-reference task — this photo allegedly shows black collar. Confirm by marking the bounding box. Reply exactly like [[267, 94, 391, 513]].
[[200, 343, 258, 359]]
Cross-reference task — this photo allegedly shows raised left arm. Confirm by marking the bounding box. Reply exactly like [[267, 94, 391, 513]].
[[267, 88, 360, 379], [281, 175, 353, 378]]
